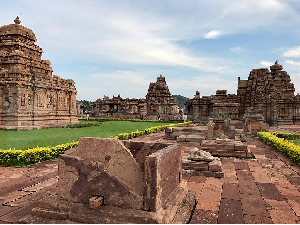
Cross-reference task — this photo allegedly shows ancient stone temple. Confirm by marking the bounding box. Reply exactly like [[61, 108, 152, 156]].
[[93, 95, 147, 119], [0, 17, 78, 128], [145, 75, 180, 120], [92, 75, 181, 120], [185, 61, 300, 125]]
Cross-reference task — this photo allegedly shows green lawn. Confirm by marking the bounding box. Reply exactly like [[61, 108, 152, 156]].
[[0, 121, 174, 150], [289, 139, 300, 146]]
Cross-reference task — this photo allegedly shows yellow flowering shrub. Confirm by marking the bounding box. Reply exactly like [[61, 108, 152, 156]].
[[257, 131, 300, 165], [110, 121, 192, 140], [0, 141, 78, 167]]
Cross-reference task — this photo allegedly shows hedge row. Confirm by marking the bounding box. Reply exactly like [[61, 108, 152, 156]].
[[110, 121, 192, 140], [272, 132, 300, 140], [0, 121, 192, 167], [0, 142, 78, 167], [257, 132, 300, 165]]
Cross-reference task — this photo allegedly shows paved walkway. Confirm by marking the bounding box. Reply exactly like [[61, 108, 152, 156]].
[[187, 139, 300, 223], [1, 131, 300, 223]]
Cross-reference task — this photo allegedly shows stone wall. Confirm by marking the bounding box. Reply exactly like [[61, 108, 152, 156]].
[[0, 17, 78, 127]]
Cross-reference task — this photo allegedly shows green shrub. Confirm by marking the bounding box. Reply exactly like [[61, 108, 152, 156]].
[[257, 132, 300, 165]]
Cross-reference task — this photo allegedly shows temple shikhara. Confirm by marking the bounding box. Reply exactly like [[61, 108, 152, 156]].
[[185, 61, 300, 126], [0, 17, 78, 128], [92, 75, 181, 120]]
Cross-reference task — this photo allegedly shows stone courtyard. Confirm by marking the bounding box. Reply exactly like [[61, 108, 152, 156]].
[[1, 126, 300, 223]]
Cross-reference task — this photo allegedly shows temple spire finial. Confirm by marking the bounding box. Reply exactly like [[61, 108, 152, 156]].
[[14, 16, 21, 25]]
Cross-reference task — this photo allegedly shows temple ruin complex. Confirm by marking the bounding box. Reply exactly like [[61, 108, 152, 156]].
[[92, 75, 181, 120], [0, 17, 78, 128], [185, 61, 300, 126]]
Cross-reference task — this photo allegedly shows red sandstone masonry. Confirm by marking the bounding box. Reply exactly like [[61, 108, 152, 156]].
[[196, 177, 222, 211], [143, 143, 182, 211]]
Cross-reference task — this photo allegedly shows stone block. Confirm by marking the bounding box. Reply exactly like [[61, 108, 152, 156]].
[[59, 137, 144, 209], [208, 158, 222, 172], [172, 127, 182, 133], [182, 161, 209, 171], [213, 150, 247, 158], [89, 196, 104, 209], [219, 143, 235, 151], [177, 135, 186, 142], [180, 142, 201, 148], [143, 143, 182, 212], [234, 142, 248, 151], [246, 149, 253, 158], [170, 132, 186, 139], [185, 134, 205, 142]]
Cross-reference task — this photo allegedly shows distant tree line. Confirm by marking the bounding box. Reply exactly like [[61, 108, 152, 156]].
[[171, 95, 189, 110], [77, 100, 92, 113]]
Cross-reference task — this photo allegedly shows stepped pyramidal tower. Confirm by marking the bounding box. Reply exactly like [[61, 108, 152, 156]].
[[0, 17, 78, 128]]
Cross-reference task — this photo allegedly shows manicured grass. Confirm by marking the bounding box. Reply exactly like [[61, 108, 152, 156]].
[[0, 121, 175, 150], [289, 139, 300, 146]]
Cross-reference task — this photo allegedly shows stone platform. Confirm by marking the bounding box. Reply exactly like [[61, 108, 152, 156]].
[[165, 125, 207, 140], [201, 139, 253, 158], [182, 156, 224, 178]]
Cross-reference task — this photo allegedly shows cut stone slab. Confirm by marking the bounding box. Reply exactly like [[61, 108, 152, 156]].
[[59, 137, 144, 209], [187, 148, 214, 162]]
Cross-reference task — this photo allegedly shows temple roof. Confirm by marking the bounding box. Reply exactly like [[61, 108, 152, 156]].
[[270, 60, 283, 71], [0, 17, 37, 42]]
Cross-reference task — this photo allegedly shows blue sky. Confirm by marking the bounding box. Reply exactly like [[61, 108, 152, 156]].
[[1, 0, 300, 100]]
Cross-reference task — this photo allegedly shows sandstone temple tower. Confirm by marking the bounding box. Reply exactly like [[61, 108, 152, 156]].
[[145, 75, 179, 120], [0, 17, 78, 128]]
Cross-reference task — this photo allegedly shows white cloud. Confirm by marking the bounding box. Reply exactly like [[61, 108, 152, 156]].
[[203, 30, 221, 39], [168, 76, 237, 96], [260, 60, 273, 67], [285, 59, 300, 66], [283, 46, 300, 58], [230, 47, 243, 53], [2, 0, 300, 101], [78, 71, 152, 99]]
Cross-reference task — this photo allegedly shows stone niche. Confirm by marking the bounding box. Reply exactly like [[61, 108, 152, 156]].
[[30, 137, 195, 224]]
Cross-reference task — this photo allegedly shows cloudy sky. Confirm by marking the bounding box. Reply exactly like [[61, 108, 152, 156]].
[[2, 0, 300, 100]]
